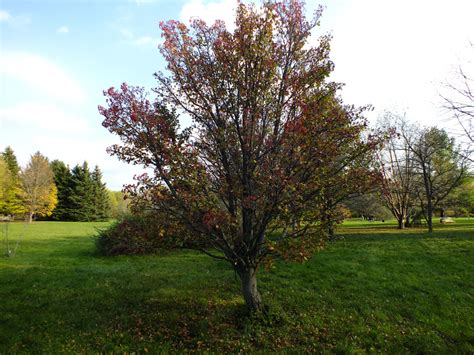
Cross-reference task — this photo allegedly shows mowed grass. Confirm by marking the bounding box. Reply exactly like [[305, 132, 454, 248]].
[[0, 219, 473, 352]]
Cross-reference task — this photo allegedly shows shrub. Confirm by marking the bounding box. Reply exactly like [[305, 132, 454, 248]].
[[95, 214, 181, 256]]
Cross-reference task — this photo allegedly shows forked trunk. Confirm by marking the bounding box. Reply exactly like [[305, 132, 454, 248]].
[[238, 267, 263, 313], [28, 212, 34, 224]]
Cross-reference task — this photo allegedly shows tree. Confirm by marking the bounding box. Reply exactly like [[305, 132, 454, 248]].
[[377, 114, 418, 229], [2, 146, 20, 177], [344, 193, 391, 220], [0, 157, 14, 213], [91, 165, 110, 220], [99, 0, 384, 312], [69, 162, 95, 221], [108, 190, 130, 218], [50, 160, 74, 221], [440, 176, 474, 217], [0, 147, 24, 215], [20, 152, 58, 223], [404, 127, 468, 232]]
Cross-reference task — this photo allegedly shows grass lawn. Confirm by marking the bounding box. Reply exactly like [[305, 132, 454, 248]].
[[0, 219, 473, 352]]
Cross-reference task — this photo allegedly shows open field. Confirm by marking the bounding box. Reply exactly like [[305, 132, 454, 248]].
[[0, 219, 473, 352]]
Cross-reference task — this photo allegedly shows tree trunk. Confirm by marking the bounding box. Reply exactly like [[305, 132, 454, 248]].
[[28, 212, 33, 224], [426, 200, 433, 233], [397, 217, 405, 229], [238, 267, 263, 313], [405, 215, 411, 228]]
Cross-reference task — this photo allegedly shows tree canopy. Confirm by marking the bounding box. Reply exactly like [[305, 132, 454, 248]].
[[20, 152, 58, 222], [100, 0, 385, 312]]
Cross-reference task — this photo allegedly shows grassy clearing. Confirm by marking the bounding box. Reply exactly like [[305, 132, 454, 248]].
[[0, 219, 472, 352]]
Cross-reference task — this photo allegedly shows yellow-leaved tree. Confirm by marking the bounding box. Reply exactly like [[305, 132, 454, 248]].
[[20, 152, 58, 223], [0, 156, 13, 213]]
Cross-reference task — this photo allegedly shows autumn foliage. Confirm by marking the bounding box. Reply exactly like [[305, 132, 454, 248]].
[[99, 0, 384, 312]]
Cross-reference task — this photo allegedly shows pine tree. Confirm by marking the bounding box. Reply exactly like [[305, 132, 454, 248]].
[[91, 165, 110, 220], [50, 160, 74, 220], [69, 162, 95, 221], [2, 146, 20, 177]]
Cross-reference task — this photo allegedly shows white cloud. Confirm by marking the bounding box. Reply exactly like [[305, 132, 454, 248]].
[[0, 103, 90, 132], [0, 10, 11, 22], [0, 9, 30, 27], [56, 25, 69, 34], [180, 0, 238, 30], [131, 36, 160, 47], [0, 52, 86, 103], [119, 28, 162, 48]]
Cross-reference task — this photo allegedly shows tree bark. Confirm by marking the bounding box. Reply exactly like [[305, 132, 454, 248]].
[[28, 212, 33, 224], [397, 217, 405, 229], [405, 215, 411, 228], [238, 267, 263, 313], [426, 201, 433, 233]]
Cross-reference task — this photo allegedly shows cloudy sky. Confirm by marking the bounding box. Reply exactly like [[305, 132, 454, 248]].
[[1, 0, 473, 190]]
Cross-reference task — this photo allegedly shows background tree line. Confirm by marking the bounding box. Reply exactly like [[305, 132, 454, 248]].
[[343, 113, 472, 232], [0, 146, 125, 222]]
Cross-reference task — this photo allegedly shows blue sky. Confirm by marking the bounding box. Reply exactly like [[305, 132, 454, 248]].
[[1, 0, 473, 190]]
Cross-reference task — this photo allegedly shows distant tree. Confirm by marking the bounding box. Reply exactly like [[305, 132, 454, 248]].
[[440, 175, 474, 217], [108, 190, 130, 218], [20, 152, 58, 223], [376, 114, 418, 229], [50, 160, 74, 221], [0, 157, 14, 213], [0, 147, 24, 215], [344, 193, 391, 220], [2, 146, 20, 177], [404, 127, 468, 232], [91, 165, 110, 220], [69, 162, 95, 221], [99, 0, 385, 312]]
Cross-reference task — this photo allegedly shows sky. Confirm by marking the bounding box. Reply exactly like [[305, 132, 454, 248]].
[[0, 0, 473, 190]]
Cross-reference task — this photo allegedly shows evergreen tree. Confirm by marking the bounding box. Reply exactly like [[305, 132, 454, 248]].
[[50, 160, 73, 220], [2, 146, 20, 177], [69, 162, 95, 221], [91, 165, 110, 220]]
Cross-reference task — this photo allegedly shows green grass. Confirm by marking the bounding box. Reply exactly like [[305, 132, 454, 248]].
[[0, 219, 473, 352]]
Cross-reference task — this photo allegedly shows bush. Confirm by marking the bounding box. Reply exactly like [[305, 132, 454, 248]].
[[96, 214, 181, 256]]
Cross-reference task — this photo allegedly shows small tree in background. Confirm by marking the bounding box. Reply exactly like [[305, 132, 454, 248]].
[[377, 114, 418, 229], [108, 190, 130, 218], [100, 0, 385, 312], [91, 165, 110, 220], [404, 127, 468, 232], [0, 147, 25, 215], [20, 152, 58, 223], [0, 157, 14, 213]]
